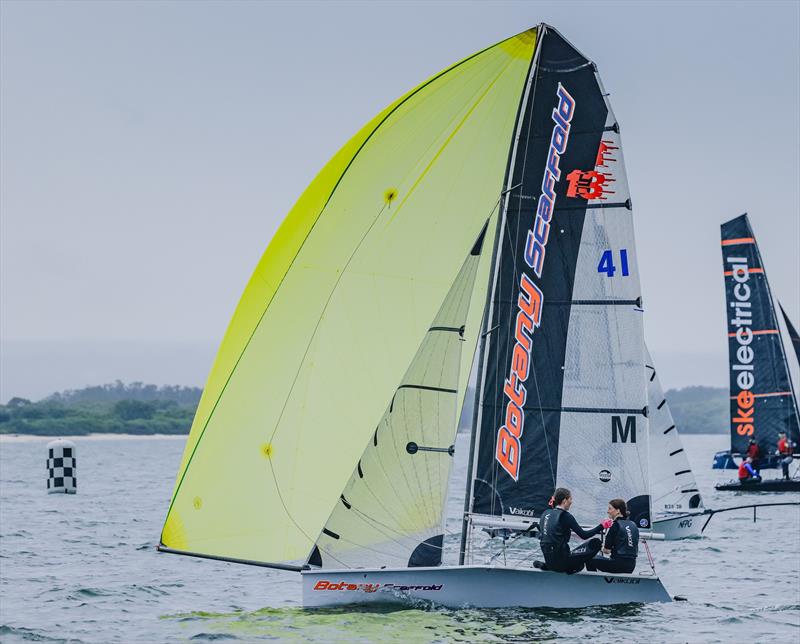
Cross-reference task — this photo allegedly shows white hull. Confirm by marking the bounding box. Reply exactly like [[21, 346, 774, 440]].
[[302, 564, 671, 609], [653, 512, 705, 540]]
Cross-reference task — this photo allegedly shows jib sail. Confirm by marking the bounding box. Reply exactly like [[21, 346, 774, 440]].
[[159, 30, 537, 567], [463, 24, 650, 551], [779, 303, 800, 366], [646, 347, 703, 517], [721, 214, 800, 460], [312, 228, 487, 569]]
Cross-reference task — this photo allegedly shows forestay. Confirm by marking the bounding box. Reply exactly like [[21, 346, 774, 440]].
[[645, 347, 703, 518], [466, 26, 651, 544]]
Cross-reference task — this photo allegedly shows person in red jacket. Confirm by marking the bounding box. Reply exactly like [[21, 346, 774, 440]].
[[745, 439, 760, 467], [738, 456, 761, 484], [777, 432, 795, 480]]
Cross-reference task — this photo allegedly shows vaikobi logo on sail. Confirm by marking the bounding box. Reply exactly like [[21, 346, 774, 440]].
[[726, 255, 756, 436], [495, 83, 575, 480]]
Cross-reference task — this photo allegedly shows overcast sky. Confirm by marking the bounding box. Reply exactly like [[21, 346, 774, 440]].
[[1, 0, 798, 401]]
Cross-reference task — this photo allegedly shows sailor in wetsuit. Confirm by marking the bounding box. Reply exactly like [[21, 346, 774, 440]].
[[585, 498, 639, 574], [533, 487, 612, 574]]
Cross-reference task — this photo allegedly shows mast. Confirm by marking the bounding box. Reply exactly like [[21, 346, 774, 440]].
[[458, 24, 544, 566]]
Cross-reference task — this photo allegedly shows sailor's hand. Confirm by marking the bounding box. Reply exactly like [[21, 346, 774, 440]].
[[601, 518, 614, 529]]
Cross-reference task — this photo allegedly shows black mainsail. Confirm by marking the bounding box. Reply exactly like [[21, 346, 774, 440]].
[[720, 214, 800, 462]]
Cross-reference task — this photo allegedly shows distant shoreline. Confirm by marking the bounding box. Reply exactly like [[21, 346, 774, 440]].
[[0, 433, 188, 442]]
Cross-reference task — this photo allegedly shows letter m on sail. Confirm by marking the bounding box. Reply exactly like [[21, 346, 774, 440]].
[[612, 416, 636, 443]]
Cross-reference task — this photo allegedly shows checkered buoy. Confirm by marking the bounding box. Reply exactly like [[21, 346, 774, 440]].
[[46, 439, 76, 494]]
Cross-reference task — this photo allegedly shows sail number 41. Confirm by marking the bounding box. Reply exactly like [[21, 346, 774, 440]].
[[597, 249, 629, 277]]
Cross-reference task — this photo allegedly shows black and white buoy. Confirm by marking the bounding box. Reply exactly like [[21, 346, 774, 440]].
[[46, 439, 76, 494]]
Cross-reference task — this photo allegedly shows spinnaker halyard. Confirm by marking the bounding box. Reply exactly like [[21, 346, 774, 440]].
[[160, 24, 671, 609]]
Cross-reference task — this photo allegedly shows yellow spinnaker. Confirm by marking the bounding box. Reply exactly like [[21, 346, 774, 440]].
[[161, 29, 536, 564]]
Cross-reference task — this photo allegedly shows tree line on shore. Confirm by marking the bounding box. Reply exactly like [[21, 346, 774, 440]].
[[0, 382, 201, 436], [1, 381, 730, 436]]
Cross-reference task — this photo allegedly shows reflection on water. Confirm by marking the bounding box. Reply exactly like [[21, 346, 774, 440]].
[[163, 601, 651, 642]]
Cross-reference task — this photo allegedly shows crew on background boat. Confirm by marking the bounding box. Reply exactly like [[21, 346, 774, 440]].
[[777, 432, 795, 480], [738, 456, 761, 484], [585, 499, 638, 574], [533, 488, 612, 574], [745, 438, 760, 467]]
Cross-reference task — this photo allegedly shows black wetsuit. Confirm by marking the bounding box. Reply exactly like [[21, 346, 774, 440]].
[[585, 518, 638, 574], [538, 507, 602, 574]]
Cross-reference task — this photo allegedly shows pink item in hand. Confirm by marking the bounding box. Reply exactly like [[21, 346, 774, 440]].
[[601, 518, 614, 529]]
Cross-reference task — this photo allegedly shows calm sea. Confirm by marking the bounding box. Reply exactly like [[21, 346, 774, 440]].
[[1, 433, 798, 643]]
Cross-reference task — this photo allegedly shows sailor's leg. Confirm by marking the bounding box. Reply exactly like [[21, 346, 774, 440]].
[[564, 538, 602, 573]]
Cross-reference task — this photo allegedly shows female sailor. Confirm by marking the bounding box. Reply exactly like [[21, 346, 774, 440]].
[[585, 499, 639, 574], [533, 487, 612, 574]]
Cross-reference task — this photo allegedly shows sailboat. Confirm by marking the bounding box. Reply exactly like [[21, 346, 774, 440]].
[[713, 214, 800, 491], [647, 347, 800, 533], [646, 349, 705, 538], [159, 24, 671, 609]]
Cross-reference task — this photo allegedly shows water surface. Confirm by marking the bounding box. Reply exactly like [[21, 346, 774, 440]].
[[1, 434, 798, 642]]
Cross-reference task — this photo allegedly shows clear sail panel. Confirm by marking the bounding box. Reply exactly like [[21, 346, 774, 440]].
[[314, 243, 485, 569]]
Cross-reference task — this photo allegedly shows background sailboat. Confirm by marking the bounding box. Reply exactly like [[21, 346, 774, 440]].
[[713, 214, 800, 491]]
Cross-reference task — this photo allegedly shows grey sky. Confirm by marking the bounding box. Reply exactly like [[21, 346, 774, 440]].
[[1, 0, 799, 401]]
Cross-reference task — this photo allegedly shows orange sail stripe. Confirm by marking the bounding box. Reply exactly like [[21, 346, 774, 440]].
[[729, 391, 793, 399], [723, 268, 764, 276], [721, 237, 755, 246], [727, 329, 779, 337]]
